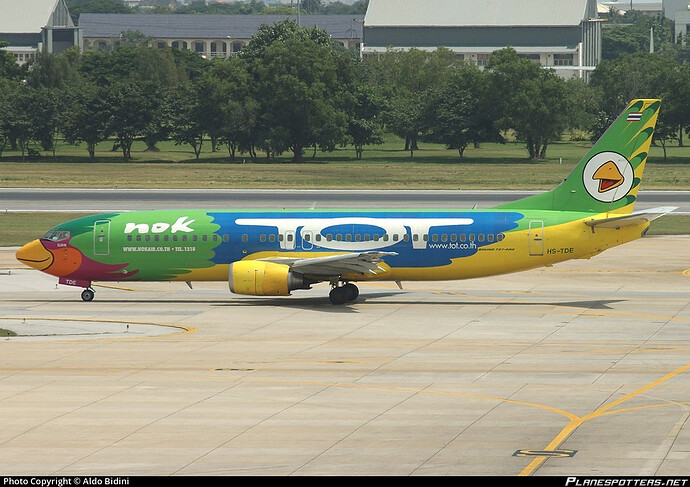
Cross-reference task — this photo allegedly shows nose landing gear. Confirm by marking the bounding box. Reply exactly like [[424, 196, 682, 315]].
[[329, 282, 359, 305]]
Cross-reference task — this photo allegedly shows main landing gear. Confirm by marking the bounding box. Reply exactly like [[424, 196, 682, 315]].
[[81, 288, 95, 302], [329, 282, 359, 305]]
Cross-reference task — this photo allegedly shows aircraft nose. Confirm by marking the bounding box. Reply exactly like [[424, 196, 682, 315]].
[[16, 239, 54, 271]]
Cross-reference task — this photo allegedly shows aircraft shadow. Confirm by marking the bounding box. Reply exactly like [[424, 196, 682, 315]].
[[8, 294, 624, 314]]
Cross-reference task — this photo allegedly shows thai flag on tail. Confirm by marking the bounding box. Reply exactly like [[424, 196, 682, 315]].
[[627, 112, 643, 122]]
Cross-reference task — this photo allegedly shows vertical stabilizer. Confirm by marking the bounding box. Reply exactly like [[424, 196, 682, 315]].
[[497, 99, 661, 214]]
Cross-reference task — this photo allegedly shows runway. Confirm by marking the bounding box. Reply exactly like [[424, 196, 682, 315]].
[[2, 188, 690, 212], [0, 236, 689, 476]]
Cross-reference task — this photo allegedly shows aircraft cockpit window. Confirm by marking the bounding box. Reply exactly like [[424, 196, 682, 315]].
[[42, 229, 70, 242]]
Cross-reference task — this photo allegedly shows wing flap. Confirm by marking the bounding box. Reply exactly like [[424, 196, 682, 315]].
[[258, 251, 397, 278]]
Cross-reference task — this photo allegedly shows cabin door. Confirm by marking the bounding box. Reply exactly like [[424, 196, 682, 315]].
[[94, 219, 111, 256], [528, 220, 544, 256]]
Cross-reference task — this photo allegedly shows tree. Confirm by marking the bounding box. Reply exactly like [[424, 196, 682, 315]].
[[367, 48, 457, 155], [26, 48, 82, 89], [1, 83, 36, 160], [301, 0, 323, 14], [206, 58, 261, 160], [424, 64, 499, 159], [487, 48, 569, 160], [245, 21, 352, 161], [164, 81, 207, 160], [589, 52, 675, 122], [238, 19, 332, 64], [106, 81, 160, 161], [65, 0, 131, 23], [346, 82, 384, 159], [62, 82, 112, 161], [0, 79, 15, 157], [0, 42, 24, 80]]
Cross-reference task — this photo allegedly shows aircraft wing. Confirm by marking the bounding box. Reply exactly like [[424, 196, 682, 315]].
[[258, 251, 397, 278], [584, 207, 677, 229]]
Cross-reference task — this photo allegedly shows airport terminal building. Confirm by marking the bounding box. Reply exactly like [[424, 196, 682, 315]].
[[362, 0, 603, 79], [78, 14, 364, 58], [0, 0, 82, 65]]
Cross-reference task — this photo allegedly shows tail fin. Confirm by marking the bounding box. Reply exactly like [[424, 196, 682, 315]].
[[497, 99, 661, 214]]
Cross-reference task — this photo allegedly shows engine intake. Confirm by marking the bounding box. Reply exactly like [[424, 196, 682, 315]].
[[229, 261, 313, 296]]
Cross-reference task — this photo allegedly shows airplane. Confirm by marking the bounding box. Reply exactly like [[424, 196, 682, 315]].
[[16, 99, 676, 305]]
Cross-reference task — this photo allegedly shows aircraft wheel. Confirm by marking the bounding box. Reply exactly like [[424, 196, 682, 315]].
[[342, 283, 359, 301], [329, 287, 347, 305], [81, 289, 95, 302]]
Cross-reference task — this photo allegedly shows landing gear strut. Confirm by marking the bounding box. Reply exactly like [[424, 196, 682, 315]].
[[329, 282, 359, 305], [81, 288, 95, 302]]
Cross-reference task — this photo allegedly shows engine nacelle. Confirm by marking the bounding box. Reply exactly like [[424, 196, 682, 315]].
[[229, 261, 313, 296]]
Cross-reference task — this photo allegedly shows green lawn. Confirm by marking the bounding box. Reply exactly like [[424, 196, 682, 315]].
[[1, 136, 689, 190], [0, 136, 688, 246]]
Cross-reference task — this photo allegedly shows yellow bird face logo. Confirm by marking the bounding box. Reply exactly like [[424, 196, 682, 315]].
[[592, 161, 624, 193]]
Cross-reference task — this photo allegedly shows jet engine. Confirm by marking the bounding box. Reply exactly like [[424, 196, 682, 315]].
[[229, 261, 314, 296]]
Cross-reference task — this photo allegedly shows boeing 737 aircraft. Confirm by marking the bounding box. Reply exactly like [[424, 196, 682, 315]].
[[16, 99, 675, 304]]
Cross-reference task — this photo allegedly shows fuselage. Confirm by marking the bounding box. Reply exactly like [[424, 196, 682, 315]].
[[17, 207, 648, 286]]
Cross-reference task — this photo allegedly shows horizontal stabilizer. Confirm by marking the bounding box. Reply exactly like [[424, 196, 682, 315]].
[[584, 207, 677, 229]]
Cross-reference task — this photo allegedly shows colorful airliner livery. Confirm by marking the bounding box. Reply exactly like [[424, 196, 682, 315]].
[[16, 99, 675, 304]]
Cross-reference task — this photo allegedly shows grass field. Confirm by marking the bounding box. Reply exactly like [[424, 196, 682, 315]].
[[1, 136, 689, 190], [1, 136, 688, 245]]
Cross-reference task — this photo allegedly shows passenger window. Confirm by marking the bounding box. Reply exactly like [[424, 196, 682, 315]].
[[393, 234, 399, 241], [242, 234, 248, 243], [441, 234, 448, 242], [487, 234, 494, 242], [278, 234, 284, 242], [469, 234, 475, 242], [432, 234, 438, 242], [460, 234, 466, 242], [478, 234, 485, 242], [450, 234, 457, 242], [269, 234, 276, 242], [497, 233, 505, 241], [223, 234, 229, 242], [260, 234, 266, 242], [287, 234, 293, 242]]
